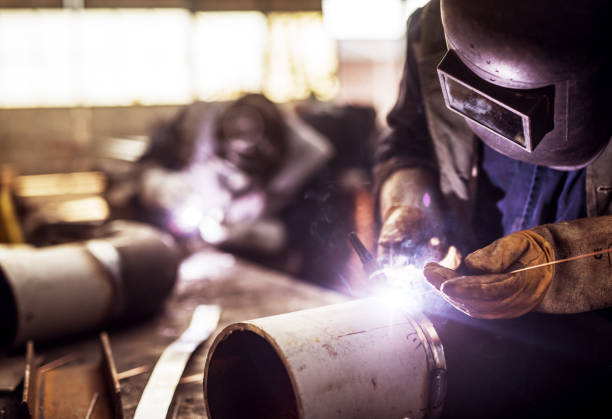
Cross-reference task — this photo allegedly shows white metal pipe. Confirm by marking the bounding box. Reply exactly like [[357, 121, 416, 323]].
[[0, 221, 179, 349], [0, 243, 114, 347], [204, 298, 446, 419]]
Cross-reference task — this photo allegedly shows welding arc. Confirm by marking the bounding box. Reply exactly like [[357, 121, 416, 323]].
[[349, 232, 375, 264], [509, 248, 612, 274]]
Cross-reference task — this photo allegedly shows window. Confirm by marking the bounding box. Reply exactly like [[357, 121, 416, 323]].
[[0, 9, 337, 108]]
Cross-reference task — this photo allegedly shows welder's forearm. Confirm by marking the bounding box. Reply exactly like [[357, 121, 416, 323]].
[[372, 42, 438, 217], [534, 216, 612, 313], [378, 167, 441, 220]]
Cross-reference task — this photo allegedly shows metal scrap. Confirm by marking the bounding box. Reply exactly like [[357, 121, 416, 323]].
[[20, 333, 123, 419]]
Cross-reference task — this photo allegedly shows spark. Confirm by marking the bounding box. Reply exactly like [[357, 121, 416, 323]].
[[173, 205, 203, 232], [198, 215, 228, 244], [171, 195, 207, 233], [422, 192, 431, 207], [372, 264, 436, 314]]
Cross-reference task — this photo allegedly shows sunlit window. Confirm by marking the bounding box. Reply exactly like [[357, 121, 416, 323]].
[[265, 12, 338, 102], [0, 10, 77, 107], [80, 9, 192, 106], [322, 0, 429, 40], [193, 11, 268, 101], [0, 9, 338, 108]]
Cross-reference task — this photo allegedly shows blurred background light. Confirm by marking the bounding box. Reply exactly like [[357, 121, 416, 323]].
[[193, 11, 267, 101], [0, 10, 77, 107], [322, 0, 428, 40], [52, 196, 109, 223], [265, 12, 339, 102], [81, 9, 192, 106]]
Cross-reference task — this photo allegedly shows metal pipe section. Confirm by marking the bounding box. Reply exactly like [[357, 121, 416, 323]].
[[0, 221, 179, 349], [204, 298, 446, 419]]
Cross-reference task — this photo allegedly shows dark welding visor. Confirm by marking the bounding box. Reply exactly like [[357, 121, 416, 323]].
[[437, 50, 554, 152]]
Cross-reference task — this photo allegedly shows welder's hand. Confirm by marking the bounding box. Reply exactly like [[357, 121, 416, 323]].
[[423, 230, 554, 319], [378, 205, 446, 264], [377, 168, 456, 267]]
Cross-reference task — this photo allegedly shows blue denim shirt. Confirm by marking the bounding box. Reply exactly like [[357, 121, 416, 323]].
[[480, 143, 586, 237]]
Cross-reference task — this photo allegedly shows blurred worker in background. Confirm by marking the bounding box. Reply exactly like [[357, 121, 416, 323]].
[[135, 94, 377, 290], [376, 0, 612, 319]]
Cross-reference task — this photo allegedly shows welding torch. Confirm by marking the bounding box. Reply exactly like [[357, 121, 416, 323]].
[[348, 232, 388, 285]]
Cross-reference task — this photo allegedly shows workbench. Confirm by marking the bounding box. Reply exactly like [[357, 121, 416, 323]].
[[23, 250, 348, 418]]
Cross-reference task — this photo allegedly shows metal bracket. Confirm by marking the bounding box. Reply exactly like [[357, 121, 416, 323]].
[[407, 313, 447, 419]]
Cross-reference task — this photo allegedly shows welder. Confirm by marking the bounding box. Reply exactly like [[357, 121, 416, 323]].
[[138, 94, 377, 289], [376, 0, 612, 319]]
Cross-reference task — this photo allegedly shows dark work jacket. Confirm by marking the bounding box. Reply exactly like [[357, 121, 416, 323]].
[[375, 0, 612, 249]]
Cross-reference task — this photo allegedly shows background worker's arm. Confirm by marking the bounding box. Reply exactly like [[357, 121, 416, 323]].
[[424, 216, 612, 318]]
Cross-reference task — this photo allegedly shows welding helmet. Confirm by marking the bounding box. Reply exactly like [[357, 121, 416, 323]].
[[437, 0, 612, 169], [215, 94, 288, 186]]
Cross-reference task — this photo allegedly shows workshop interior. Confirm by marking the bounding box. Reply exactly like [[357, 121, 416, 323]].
[[0, 0, 611, 418]]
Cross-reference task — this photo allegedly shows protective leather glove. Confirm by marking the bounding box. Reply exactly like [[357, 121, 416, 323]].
[[377, 168, 449, 266], [424, 216, 612, 318], [424, 229, 553, 318]]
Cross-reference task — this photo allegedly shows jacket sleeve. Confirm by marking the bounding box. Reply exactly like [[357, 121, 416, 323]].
[[373, 7, 438, 200], [534, 216, 612, 313]]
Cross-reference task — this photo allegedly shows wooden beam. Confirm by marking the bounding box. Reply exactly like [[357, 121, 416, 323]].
[[0, 0, 62, 7], [0, 0, 321, 11]]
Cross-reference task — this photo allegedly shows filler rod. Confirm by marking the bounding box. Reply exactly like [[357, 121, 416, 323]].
[[509, 248, 612, 274]]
